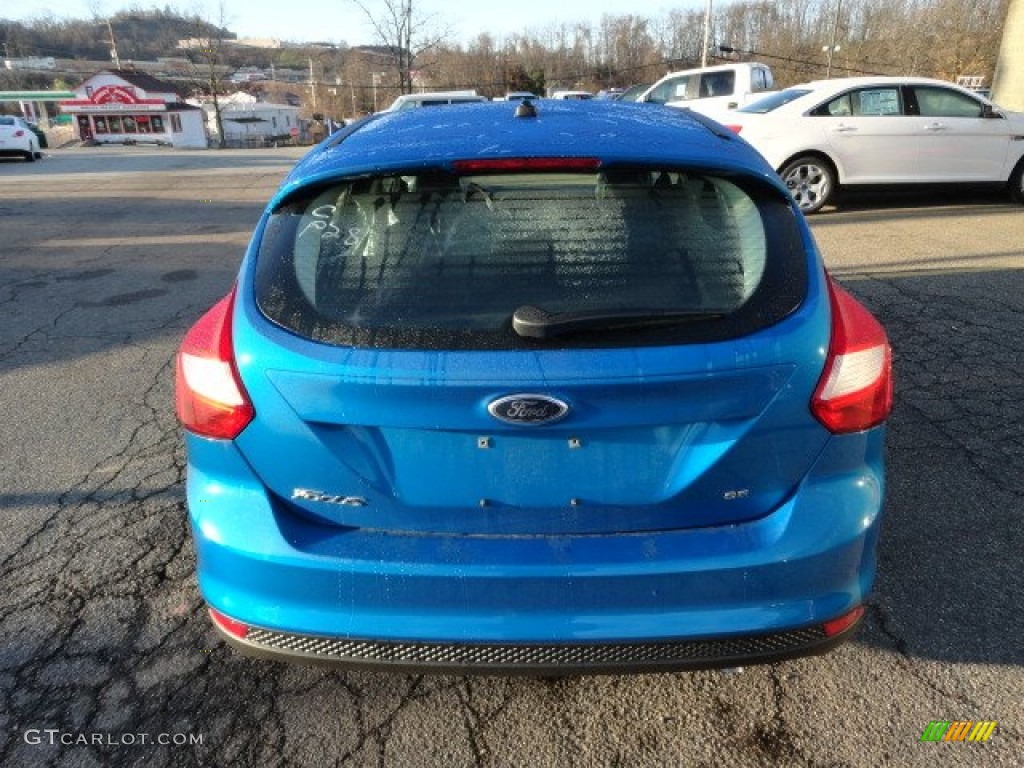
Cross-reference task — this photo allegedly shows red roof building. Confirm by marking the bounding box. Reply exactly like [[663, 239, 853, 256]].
[[61, 70, 207, 149]]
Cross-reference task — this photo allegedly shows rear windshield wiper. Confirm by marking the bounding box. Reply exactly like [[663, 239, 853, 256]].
[[512, 304, 727, 339]]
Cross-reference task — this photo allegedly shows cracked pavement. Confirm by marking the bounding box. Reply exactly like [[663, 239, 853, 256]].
[[0, 148, 1021, 767]]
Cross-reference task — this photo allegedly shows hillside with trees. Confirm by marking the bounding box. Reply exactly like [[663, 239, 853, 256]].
[[0, 8, 233, 63], [1, 0, 1008, 118]]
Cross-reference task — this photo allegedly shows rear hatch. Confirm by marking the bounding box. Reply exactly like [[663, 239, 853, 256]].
[[233, 163, 829, 535]]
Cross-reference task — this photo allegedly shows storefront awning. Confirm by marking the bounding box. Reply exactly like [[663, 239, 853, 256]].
[[0, 90, 76, 102]]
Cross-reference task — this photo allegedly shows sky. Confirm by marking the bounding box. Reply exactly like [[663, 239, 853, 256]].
[[4, 1, 711, 47]]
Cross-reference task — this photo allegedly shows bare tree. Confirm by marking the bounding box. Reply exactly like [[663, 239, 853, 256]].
[[597, 14, 660, 85], [186, 3, 234, 148], [330, 2, 1008, 100], [350, 0, 447, 94]]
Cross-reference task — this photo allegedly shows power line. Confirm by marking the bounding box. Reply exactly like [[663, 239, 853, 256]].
[[711, 46, 891, 78]]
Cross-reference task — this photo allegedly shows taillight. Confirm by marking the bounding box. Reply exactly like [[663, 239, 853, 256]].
[[724, 124, 743, 134], [175, 286, 254, 439], [209, 608, 249, 639], [822, 605, 865, 637], [452, 157, 600, 173], [13, 129, 25, 137], [811, 278, 893, 433]]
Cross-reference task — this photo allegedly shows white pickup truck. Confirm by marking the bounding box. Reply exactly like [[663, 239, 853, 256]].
[[635, 62, 775, 116]]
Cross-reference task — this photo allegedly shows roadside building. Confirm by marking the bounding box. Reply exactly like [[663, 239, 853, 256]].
[[60, 70, 207, 148], [193, 91, 303, 147], [0, 89, 75, 125]]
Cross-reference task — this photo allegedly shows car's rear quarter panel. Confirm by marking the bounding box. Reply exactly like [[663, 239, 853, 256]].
[[183, 101, 888, 662]]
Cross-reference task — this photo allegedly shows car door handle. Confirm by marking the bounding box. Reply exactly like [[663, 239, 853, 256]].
[[923, 123, 948, 131], [832, 124, 857, 133]]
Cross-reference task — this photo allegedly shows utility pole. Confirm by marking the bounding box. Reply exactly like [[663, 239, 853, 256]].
[[308, 57, 317, 110], [992, 0, 1024, 110], [824, 0, 842, 78], [700, 0, 712, 68], [106, 19, 121, 70]]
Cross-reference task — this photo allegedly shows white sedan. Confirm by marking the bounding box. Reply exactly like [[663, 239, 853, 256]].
[[715, 76, 1024, 213], [0, 115, 42, 162]]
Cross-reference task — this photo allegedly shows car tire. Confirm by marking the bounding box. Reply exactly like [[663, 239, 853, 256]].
[[25, 146, 36, 162], [779, 155, 835, 214], [1009, 159, 1024, 204]]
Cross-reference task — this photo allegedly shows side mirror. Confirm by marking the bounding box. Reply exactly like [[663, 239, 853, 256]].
[[981, 103, 1002, 119]]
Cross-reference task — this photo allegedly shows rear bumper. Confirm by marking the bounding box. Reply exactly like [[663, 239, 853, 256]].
[[210, 607, 862, 675], [186, 429, 885, 672]]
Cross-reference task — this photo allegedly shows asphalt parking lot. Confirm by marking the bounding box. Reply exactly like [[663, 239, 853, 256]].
[[0, 146, 1021, 767]]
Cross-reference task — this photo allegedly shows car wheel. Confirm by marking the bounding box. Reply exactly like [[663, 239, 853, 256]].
[[25, 146, 36, 162], [779, 156, 835, 214], [1009, 159, 1024, 204]]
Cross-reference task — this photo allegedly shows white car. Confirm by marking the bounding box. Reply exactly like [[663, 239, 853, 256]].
[[502, 91, 539, 101], [0, 115, 41, 162], [637, 62, 775, 115], [717, 76, 1024, 213], [386, 91, 487, 111]]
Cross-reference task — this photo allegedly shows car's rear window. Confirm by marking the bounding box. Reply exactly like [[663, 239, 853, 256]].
[[254, 167, 807, 349], [739, 89, 812, 114]]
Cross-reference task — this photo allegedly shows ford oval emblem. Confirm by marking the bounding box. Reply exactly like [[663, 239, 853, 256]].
[[488, 394, 569, 426]]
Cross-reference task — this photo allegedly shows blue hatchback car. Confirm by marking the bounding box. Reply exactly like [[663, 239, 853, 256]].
[[176, 100, 892, 674]]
